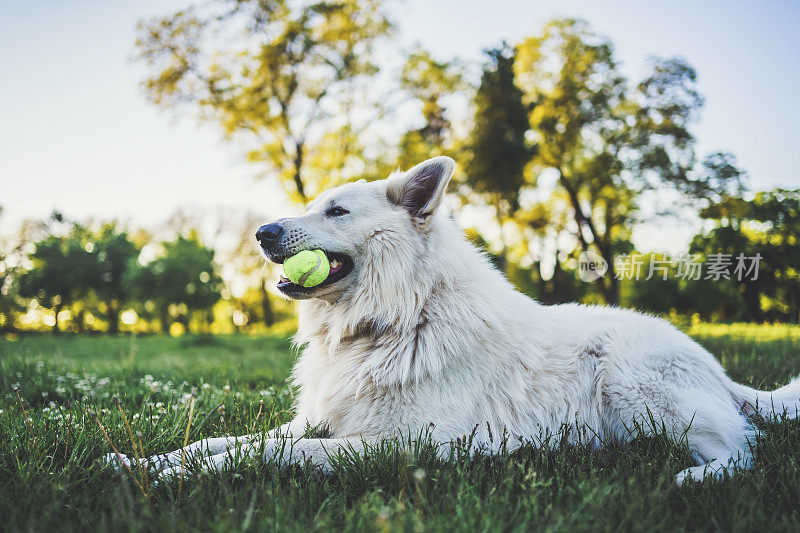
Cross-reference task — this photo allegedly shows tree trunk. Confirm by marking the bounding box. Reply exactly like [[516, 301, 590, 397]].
[[741, 283, 763, 322], [75, 308, 85, 334], [179, 312, 190, 334], [107, 300, 119, 335], [0, 309, 16, 333], [494, 202, 508, 273], [293, 142, 307, 202], [160, 308, 170, 334], [605, 267, 620, 305], [551, 253, 562, 303], [53, 302, 62, 335], [559, 172, 619, 304]]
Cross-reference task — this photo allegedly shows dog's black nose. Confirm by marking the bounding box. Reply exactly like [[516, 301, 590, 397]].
[[256, 223, 283, 246]]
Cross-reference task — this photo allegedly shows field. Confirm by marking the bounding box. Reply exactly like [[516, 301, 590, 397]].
[[1, 324, 799, 532]]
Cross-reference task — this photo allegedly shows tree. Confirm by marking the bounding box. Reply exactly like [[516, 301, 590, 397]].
[[135, 0, 393, 203], [88, 226, 141, 334], [396, 48, 465, 169], [221, 212, 280, 330], [513, 19, 735, 304], [466, 45, 532, 214], [18, 230, 95, 334], [0, 209, 41, 332], [464, 44, 533, 270], [130, 234, 222, 333], [693, 187, 800, 322]]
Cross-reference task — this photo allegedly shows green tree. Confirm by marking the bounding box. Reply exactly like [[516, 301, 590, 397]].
[[693, 187, 800, 322], [130, 234, 222, 333], [513, 19, 734, 304], [225, 213, 279, 330], [464, 44, 533, 270], [89, 225, 141, 334], [396, 48, 465, 169], [0, 208, 37, 332], [466, 45, 532, 215], [18, 230, 95, 334], [135, 0, 393, 203]]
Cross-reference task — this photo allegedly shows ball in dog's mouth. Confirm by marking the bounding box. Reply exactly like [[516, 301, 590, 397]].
[[277, 251, 353, 294]]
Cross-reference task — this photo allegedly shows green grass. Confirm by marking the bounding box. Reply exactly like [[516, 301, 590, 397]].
[[1, 325, 799, 532]]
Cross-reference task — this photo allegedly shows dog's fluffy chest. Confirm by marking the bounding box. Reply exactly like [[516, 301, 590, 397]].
[[291, 337, 428, 436]]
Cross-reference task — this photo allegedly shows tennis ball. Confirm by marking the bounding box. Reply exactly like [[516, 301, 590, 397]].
[[283, 250, 330, 287]]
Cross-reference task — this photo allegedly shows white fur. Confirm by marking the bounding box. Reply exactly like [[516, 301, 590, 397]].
[[111, 156, 800, 485]]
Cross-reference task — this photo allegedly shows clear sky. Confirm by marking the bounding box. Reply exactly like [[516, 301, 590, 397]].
[[1, 0, 799, 252]]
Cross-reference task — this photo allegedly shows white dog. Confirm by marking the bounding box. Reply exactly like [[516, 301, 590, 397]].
[[111, 156, 799, 484]]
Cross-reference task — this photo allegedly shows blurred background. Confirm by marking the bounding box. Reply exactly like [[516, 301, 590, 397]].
[[1, 0, 799, 335]]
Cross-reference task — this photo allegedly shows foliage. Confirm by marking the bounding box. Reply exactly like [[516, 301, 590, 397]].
[[88, 226, 141, 334], [618, 188, 800, 323], [134, 0, 393, 202], [129, 234, 223, 333], [512, 19, 741, 304], [1, 328, 800, 530], [463, 45, 534, 274], [17, 227, 96, 334], [692, 188, 800, 323], [0, 210, 42, 332], [226, 213, 277, 330], [465, 44, 532, 213], [9, 219, 231, 335], [395, 48, 466, 169]]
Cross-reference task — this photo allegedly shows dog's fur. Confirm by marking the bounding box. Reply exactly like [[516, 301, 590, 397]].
[[112, 156, 800, 484]]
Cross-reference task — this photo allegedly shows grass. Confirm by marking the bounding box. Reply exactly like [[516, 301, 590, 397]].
[[1, 324, 799, 532]]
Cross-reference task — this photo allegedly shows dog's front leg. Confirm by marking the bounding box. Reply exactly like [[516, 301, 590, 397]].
[[104, 435, 256, 472], [105, 420, 303, 472], [156, 436, 372, 480]]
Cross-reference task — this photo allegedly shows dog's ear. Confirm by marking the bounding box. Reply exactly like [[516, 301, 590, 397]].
[[387, 156, 455, 230]]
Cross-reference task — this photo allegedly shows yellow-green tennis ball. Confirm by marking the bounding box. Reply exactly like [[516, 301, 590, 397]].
[[283, 250, 330, 287]]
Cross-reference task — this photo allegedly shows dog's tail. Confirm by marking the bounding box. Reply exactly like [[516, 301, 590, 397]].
[[730, 376, 800, 420]]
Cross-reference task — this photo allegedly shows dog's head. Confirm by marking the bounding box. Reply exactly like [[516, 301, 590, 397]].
[[256, 156, 455, 303]]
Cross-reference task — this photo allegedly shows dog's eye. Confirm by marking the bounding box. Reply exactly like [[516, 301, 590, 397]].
[[325, 206, 349, 217]]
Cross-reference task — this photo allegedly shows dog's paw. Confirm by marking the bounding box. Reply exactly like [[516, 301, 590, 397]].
[[675, 464, 726, 486], [152, 465, 185, 485], [674, 467, 696, 486], [101, 452, 131, 472]]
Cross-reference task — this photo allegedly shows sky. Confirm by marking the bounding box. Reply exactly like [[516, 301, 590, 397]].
[[1, 0, 799, 253]]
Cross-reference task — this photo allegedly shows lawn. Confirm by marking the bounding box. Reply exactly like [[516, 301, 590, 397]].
[[1, 324, 799, 532]]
